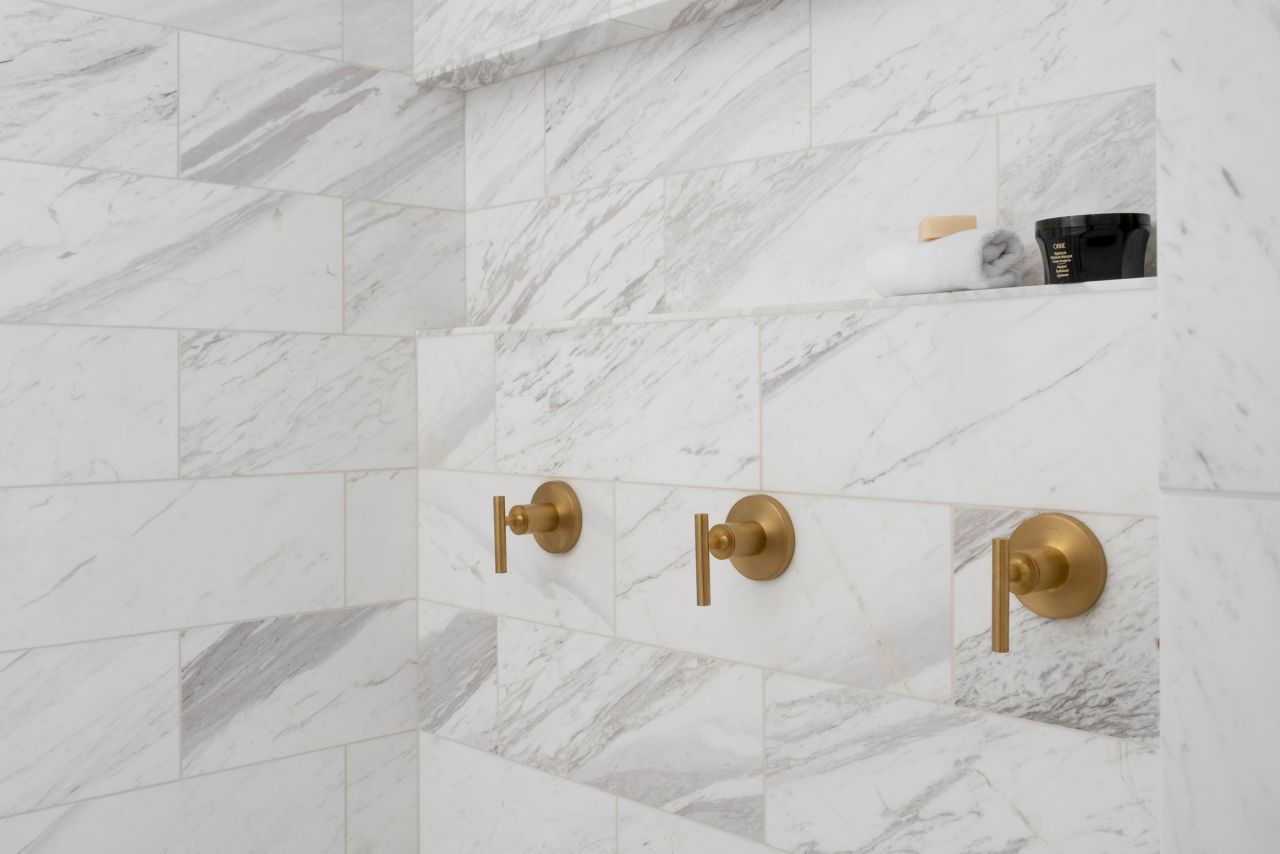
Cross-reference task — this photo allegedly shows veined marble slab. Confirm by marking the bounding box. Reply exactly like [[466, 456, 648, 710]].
[[0, 326, 176, 487], [0, 0, 176, 175], [811, 0, 1156, 145], [664, 120, 997, 311], [0, 635, 177, 816], [180, 331, 415, 477], [467, 181, 663, 324], [495, 319, 759, 488], [346, 470, 417, 605], [765, 673, 1159, 853], [0, 161, 342, 332], [418, 601, 497, 750], [347, 733, 418, 854], [343, 0, 412, 71], [0, 749, 344, 853], [545, 0, 809, 193], [618, 800, 782, 854], [616, 483, 951, 698], [419, 470, 614, 634], [179, 33, 463, 208], [417, 333, 496, 470], [953, 507, 1158, 740], [465, 71, 546, 209], [180, 602, 417, 773], [419, 733, 616, 854], [610, 0, 761, 31], [762, 290, 1158, 514], [0, 475, 343, 650], [498, 620, 764, 838]]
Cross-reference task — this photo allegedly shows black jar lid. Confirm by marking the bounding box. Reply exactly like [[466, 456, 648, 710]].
[[1036, 212, 1152, 230]]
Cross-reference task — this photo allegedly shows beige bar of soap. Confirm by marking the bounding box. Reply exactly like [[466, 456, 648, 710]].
[[918, 215, 978, 242]]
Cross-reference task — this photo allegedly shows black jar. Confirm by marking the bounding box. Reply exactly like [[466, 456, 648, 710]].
[[1035, 213, 1151, 284]]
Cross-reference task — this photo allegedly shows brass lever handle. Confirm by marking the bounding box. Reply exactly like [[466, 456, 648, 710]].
[[992, 537, 1010, 652], [695, 514, 710, 606], [692, 495, 795, 607], [494, 496, 508, 574], [491, 481, 583, 574]]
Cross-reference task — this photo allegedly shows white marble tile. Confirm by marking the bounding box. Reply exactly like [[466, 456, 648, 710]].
[[418, 601, 497, 750], [545, 0, 809, 193], [0, 326, 177, 487], [1000, 88, 1157, 284], [347, 733, 418, 854], [953, 508, 1158, 739], [610, 0, 762, 32], [180, 331, 415, 477], [0, 635, 178, 816], [180, 33, 464, 208], [0, 475, 342, 650], [344, 201, 465, 335], [419, 470, 614, 634], [1162, 495, 1280, 852], [1160, 0, 1280, 493], [616, 484, 951, 698], [498, 620, 764, 838], [664, 121, 997, 311], [0, 0, 176, 175], [0, 161, 342, 332], [465, 71, 546, 209], [346, 470, 417, 605], [811, 0, 1156, 145], [0, 749, 344, 853], [496, 320, 759, 488], [618, 799, 780, 854], [762, 291, 1158, 514], [419, 733, 616, 854], [417, 334, 496, 470], [343, 0, 412, 71], [180, 602, 417, 774], [468, 181, 663, 323], [765, 673, 1159, 853]]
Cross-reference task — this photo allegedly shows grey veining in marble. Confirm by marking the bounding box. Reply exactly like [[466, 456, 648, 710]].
[[180, 33, 463, 208], [180, 331, 415, 476], [498, 620, 764, 838], [765, 673, 1158, 853], [417, 334, 496, 470], [468, 181, 663, 324], [953, 507, 1158, 740], [618, 800, 781, 854], [347, 733, 417, 854], [180, 603, 416, 773], [345, 470, 417, 605], [418, 601, 497, 750], [545, 0, 809, 193], [0, 161, 342, 332], [611, 0, 762, 31], [0, 0, 177, 175], [343, 0, 412, 71], [465, 71, 546, 209]]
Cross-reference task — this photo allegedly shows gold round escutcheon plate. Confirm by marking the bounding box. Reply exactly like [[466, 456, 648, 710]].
[[1010, 512, 1107, 618]]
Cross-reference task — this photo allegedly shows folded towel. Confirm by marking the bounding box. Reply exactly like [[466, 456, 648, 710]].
[[865, 228, 1025, 297]]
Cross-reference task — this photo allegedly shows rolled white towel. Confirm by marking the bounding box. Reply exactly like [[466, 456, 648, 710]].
[[865, 228, 1025, 297]]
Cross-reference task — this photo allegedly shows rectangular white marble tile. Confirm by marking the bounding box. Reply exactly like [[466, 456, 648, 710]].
[[663, 120, 997, 311], [618, 799, 780, 854], [0, 475, 342, 650], [1160, 0, 1280, 493], [765, 673, 1159, 853], [180, 33, 463, 208], [545, 0, 809, 193], [610, 0, 762, 31], [180, 602, 417, 774], [0, 634, 177, 816], [346, 470, 417, 605], [953, 508, 1158, 739], [1000, 88, 1157, 284], [466, 71, 546, 209], [417, 333, 496, 470], [64, 0, 341, 58], [499, 620, 764, 838], [347, 733, 418, 854], [811, 0, 1156, 145], [180, 331, 415, 477], [496, 320, 759, 488], [0, 0, 176, 175], [0, 161, 342, 332], [1162, 495, 1280, 852], [468, 181, 663, 323], [418, 601, 497, 750], [419, 470, 614, 634], [616, 484, 951, 698], [343, 0, 412, 71], [0, 749, 344, 853], [419, 733, 616, 854], [0, 326, 177, 487], [761, 291, 1158, 514]]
